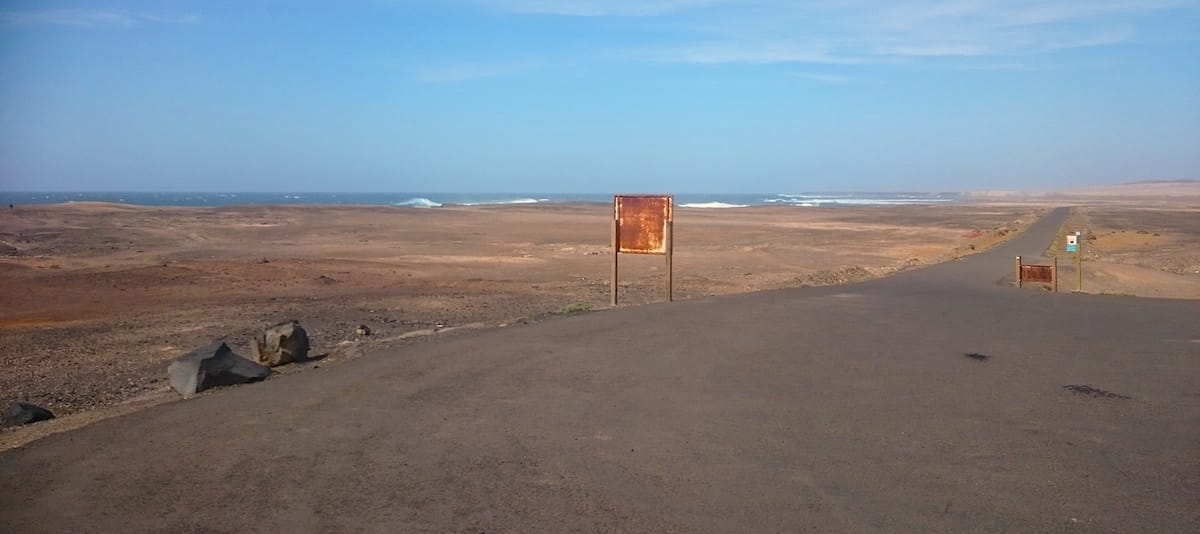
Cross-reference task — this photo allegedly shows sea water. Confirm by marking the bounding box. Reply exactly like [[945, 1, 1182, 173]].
[[0, 191, 962, 208]]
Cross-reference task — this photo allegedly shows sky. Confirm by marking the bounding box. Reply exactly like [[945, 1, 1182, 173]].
[[1, 0, 1198, 193]]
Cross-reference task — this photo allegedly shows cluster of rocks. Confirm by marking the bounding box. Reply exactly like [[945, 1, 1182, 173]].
[[3, 321, 317, 430], [167, 320, 311, 397]]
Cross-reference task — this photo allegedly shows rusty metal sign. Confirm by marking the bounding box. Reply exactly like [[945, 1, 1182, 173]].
[[614, 195, 673, 255], [1020, 264, 1054, 283], [1015, 255, 1058, 292], [612, 195, 674, 305]]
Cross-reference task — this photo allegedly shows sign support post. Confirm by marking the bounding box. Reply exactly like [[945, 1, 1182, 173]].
[[665, 220, 673, 302], [611, 216, 619, 306], [1076, 231, 1083, 293], [1015, 256, 1022, 288], [1052, 255, 1058, 293]]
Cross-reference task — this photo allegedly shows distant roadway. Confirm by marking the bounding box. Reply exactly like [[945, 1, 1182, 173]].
[[3, 207, 1198, 532]]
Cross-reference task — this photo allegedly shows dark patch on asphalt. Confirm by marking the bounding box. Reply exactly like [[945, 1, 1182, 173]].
[[963, 352, 989, 361], [1063, 385, 1130, 399]]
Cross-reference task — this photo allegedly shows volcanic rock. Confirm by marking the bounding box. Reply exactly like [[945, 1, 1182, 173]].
[[167, 341, 270, 397], [1, 402, 55, 428], [251, 320, 311, 367]]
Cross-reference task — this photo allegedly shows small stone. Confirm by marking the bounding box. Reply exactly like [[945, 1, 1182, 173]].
[[355, 324, 371, 336]]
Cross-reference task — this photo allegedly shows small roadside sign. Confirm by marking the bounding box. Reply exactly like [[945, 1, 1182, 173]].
[[1066, 234, 1078, 253]]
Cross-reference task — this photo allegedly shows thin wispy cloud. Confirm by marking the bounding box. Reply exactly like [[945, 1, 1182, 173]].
[[868, 0, 1194, 29], [866, 26, 1137, 58], [873, 43, 992, 57], [858, 1, 1187, 58], [136, 13, 201, 25], [0, 8, 199, 29], [981, 0, 1192, 27], [946, 61, 1049, 72], [628, 41, 863, 65], [459, 0, 1199, 66]]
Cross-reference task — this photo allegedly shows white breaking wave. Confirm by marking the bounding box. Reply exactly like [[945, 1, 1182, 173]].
[[394, 197, 443, 208], [769, 195, 953, 206], [461, 198, 543, 206], [811, 198, 953, 205], [680, 202, 749, 208]]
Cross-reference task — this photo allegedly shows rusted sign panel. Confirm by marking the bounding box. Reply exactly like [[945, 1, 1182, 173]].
[[615, 195, 673, 255], [1020, 264, 1054, 283]]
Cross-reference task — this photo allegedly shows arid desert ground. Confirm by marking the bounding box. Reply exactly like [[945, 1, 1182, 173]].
[[2, 196, 1197, 449]]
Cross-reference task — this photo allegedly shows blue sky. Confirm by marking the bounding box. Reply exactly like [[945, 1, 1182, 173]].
[[1, 0, 1197, 193]]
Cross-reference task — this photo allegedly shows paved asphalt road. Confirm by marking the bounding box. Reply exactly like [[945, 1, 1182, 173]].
[[2, 207, 1198, 532]]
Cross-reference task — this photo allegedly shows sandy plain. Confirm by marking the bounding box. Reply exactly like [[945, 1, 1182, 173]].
[[1, 198, 1197, 449]]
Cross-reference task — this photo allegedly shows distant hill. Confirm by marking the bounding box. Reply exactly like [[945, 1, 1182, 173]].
[[1124, 179, 1199, 185], [1062, 180, 1200, 197], [969, 180, 1200, 199]]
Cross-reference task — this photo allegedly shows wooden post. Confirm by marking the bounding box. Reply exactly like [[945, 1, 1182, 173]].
[[1052, 255, 1058, 293], [665, 220, 673, 302], [1076, 234, 1083, 293], [611, 217, 619, 306], [1015, 256, 1022, 288]]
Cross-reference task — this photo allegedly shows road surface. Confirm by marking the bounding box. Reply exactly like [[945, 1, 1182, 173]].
[[2, 207, 1198, 532]]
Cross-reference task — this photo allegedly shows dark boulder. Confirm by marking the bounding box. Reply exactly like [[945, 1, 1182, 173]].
[[167, 341, 270, 397], [250, 320, 310, 367], [1, 402, 55, 428]]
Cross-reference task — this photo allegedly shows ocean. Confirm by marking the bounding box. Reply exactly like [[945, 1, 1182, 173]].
[[0, 191, 963, 209]]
